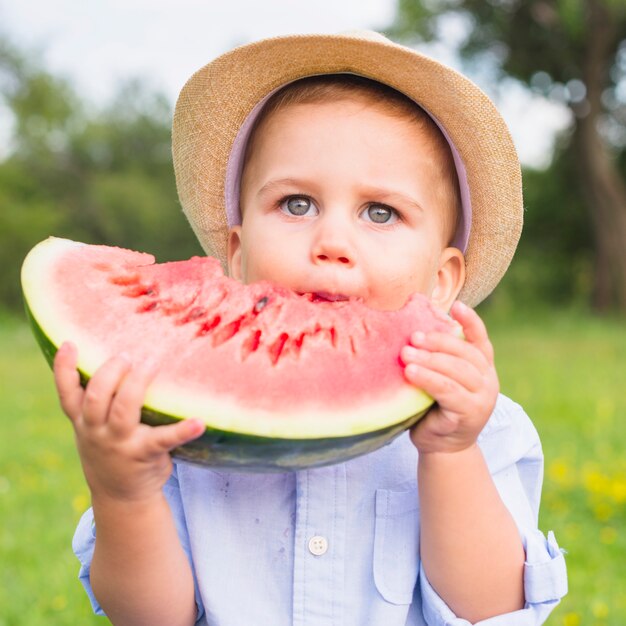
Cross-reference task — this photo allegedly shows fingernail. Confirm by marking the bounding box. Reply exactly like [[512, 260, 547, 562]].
[[401, 345, 420, 361], [188, 419, 205, 435], [412, 331, 425, 345], [58, 343, 78, 364], [406, 363, 419, 377]]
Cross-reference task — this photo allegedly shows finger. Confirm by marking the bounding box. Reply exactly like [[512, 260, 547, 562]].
[[107, 360, 159, 437], [401, 345, 483, 392], [404, 362, 465, 404], [146, 419, 205, 455], [449, 301, 494, 362], [81, 355, 132, 427], [408, 329, 490, 373], [53, 342, 84, 421]]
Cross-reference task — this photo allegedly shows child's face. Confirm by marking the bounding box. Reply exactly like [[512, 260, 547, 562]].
[[228, 99, 464, 311]]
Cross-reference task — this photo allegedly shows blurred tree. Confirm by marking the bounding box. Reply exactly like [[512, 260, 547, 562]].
[[392, 0, 626, 312], [0, 36, 82, 158], [0, 35, 201, 311], [493, 145, 593, 311]]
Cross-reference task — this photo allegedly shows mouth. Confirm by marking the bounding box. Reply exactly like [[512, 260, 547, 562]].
[[298, 291, 352, 303]]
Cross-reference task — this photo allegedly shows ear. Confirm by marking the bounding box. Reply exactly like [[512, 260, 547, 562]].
[[430, 247, 465, 312], [227, 226, 244, 281]]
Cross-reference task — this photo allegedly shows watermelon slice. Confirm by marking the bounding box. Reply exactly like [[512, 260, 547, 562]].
[[21, 237, 459, 471]]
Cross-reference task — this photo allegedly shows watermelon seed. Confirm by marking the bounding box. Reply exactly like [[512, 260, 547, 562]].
[[180, 306, 206, 323], [254, 296, 269, 313]]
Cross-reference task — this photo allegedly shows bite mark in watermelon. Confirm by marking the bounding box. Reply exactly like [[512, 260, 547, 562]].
[[21, 237, 460, 471]]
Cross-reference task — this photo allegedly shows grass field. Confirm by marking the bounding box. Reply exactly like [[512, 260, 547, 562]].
[[0, 307, 624, 624]]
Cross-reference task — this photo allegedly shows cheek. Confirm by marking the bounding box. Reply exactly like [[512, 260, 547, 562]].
[[244, 253, 278, 283], [240, 232, 298, 285], [406, 261, 439, 296], [368, 255, 437, 309], [238, 220, 272, 281]]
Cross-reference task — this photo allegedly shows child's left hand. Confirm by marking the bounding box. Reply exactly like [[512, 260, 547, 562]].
[[400, 300, 499, 454]]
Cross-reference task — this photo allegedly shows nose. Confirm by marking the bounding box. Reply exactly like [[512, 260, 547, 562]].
[[314, 247, 352, 265], [310, 214, 355, 267]]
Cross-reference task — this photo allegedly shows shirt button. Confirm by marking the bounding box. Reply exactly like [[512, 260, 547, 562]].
[[308, 535, 329, 556]]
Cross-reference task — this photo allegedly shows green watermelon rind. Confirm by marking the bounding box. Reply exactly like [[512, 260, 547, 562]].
[[25, 303, 430, 471]]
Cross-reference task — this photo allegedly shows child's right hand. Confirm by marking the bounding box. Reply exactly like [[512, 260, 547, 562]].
[[53, 342, 205, 505]]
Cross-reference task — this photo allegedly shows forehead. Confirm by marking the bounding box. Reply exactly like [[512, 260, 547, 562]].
[[247, 97, 437, 156]]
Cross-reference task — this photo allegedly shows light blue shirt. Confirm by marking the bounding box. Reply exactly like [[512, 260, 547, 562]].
[[73, 394, 567, 625]]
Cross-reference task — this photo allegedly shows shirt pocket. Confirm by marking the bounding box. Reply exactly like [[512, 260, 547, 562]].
[[373, 485, 420, 605]]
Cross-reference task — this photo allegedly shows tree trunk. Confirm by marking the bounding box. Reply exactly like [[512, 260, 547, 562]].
[[573, 120, 626, 312], [573, 0, 626, 312]]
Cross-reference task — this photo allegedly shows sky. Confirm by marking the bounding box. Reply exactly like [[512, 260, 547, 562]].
[[0, 0, 570, 168]]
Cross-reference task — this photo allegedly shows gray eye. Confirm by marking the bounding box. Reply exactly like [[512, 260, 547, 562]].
[[367, 204, 394, 223], [285, 197, 311, 216]]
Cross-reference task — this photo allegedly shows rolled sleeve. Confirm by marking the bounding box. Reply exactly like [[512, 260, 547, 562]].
[[523, 529, 567, 606], [72, 507, 104, 616], [419, 529, 567, 626]]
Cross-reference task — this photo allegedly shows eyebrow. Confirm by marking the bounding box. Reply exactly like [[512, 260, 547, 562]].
[[256, 179, 426, 213], [256, 178, 311, 199], [361, 188, 426, 214]]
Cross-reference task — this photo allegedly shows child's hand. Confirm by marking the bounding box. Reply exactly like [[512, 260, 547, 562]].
[[400, 301, 499, 454], [53, 342, 204, 504]]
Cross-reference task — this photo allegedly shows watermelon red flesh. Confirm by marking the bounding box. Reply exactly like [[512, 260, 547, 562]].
[[21, 237, 458, 471]]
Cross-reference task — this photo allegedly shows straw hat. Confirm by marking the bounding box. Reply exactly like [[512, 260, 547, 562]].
[[172, 31, 523, 307]]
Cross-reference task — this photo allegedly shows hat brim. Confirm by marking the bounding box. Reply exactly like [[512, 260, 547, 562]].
[[172, 32, 522, 307]]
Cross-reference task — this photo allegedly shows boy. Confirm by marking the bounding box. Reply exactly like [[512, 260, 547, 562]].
[[57, 32, 567, 625]]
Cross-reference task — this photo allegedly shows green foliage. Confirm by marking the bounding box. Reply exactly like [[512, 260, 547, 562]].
[[483, 148, 594, 310], [393, 0, 626, 84], [0, 35, 202, 312]]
